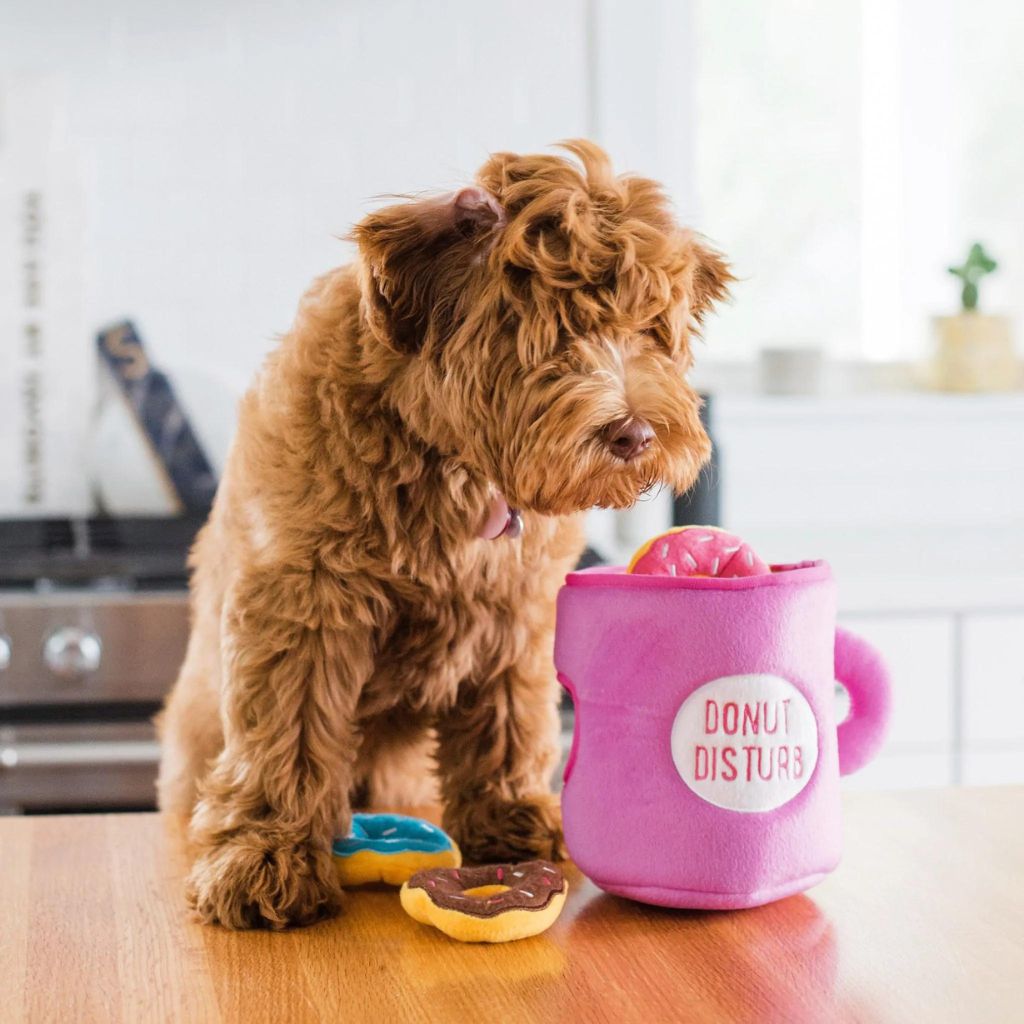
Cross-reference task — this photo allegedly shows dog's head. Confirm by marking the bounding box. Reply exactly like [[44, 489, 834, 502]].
[[353, 141, 731, 515]]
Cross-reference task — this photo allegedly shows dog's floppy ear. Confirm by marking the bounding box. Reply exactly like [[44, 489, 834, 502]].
[[685, 234, 733, 326], [352, 187, 506, 353]]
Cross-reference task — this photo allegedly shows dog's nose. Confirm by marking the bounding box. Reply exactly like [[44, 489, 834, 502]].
[[605, 417, 655, 461]]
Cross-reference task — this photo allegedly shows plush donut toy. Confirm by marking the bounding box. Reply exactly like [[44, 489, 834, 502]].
[[400, 861, 568, 943], [332, 813, 461, 887], [628, 525, 770, 578]]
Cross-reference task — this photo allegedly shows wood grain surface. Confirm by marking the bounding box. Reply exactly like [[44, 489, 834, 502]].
[[1, 788, 1021, 1023]]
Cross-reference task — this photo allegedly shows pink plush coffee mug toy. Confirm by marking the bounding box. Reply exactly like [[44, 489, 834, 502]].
[[554, 525, 891, 910]]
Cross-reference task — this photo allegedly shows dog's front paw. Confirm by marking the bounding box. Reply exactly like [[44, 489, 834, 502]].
[[444, 794, 566, 864], [187, 832, 341, 930]]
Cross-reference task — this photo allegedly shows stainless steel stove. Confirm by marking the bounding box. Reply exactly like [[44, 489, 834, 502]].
[[0, 517, 198, 813]]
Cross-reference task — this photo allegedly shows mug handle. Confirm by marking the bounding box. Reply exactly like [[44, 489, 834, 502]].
[[834, 627, 892, 775]]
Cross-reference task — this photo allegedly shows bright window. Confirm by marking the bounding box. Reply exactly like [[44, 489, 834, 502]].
[[694, 0, 1024, 361]]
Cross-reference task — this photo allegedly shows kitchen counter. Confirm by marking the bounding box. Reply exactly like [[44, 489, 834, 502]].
[[1, 787, 1021, 1023]]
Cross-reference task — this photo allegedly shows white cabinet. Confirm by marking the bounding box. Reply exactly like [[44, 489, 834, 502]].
[[962, 750, 1024, 786], [963, 613, 1024, 745], [710, 391, 1024, 790], [718, 395, 1024, 532], [714, 394, 1024, 596], [962, 613, 1024, 784], [838, 614, 954, 748], [837, 614, 955, 789]]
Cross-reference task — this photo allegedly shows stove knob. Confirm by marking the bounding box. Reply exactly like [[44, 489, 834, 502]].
[[43, 627, 102, 680], [0, 633, 10, 672]]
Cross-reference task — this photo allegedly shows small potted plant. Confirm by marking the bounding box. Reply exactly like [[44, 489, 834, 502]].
[[931, 243, 1019, 391]]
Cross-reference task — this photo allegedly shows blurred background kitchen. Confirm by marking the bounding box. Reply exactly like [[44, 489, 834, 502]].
[[1, 0, 1021, 813]]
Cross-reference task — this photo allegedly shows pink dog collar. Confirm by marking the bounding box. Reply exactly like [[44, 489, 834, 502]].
[[480, 493, 523, 540]]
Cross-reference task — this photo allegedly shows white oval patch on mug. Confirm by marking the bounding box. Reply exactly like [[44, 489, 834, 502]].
[[670, 674, 819, 813]]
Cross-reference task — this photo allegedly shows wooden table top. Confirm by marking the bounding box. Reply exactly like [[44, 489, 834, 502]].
[[1, 787, 1021, 1023]]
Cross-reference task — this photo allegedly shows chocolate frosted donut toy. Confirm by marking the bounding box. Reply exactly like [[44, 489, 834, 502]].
[[400, 861, 568, 943], [332, 813, 460, 887], [628, 525, 770, 578]]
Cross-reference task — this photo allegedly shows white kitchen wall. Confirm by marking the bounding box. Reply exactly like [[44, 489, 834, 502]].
[[1, 0, 701, 518], [3, 0, 594, 394]]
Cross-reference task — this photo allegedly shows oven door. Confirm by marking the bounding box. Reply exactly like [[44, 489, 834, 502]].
[[0, 721, 160, 813]]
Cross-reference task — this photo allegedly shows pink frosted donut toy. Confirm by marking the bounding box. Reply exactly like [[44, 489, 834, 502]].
[[627, 525, 770, 578]]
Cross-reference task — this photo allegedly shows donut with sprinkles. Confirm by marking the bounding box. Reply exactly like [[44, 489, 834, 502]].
[[332, 813, 460, 887], [628, 525, 770, 579], [400, 861, 568, 942]]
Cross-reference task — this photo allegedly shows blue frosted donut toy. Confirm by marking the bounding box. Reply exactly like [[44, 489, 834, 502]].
[[332, 813, 461, 886]]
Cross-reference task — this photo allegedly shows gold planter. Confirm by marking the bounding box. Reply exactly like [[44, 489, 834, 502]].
[[930, 314, 1020, 392]]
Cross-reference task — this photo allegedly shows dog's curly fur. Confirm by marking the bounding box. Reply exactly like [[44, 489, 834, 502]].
[[157, 140, 731, 929]]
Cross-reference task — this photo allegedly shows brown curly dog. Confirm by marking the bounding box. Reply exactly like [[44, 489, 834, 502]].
[[156, 140, 731, 929]]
